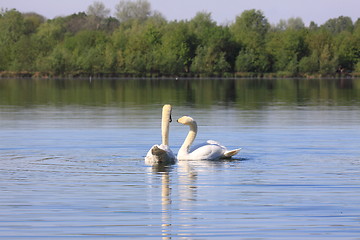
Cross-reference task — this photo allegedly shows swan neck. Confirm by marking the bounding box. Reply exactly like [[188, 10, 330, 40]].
[[161, 107, 170, 146], [181, 121, 197, 152]]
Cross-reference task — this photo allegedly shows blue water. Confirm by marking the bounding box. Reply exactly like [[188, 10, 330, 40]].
[[1, 79, 360, 239]]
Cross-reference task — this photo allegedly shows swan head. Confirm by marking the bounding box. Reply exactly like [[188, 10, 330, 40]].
[[177, 116, 195, 125], [163, 104, 172, 122]]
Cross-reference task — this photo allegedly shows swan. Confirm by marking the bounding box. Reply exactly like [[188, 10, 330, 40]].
[[145, 104, 176, 165], [177, 116, 241, 160]]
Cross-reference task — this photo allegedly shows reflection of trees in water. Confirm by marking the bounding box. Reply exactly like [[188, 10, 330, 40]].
[[337, 78, 353, 89], [183, 79, 195, 106], [225, 79, 237, 103], [1, 78, 358, 108]]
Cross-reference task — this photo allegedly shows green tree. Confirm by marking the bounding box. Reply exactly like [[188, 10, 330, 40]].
[[309, 21, 318, 31], [32, 18, 66, 72], [65, 30, 108, 75], [189, 12, 216, 45], [231, 9, 270, 49], [322, 16, 353, 34], [191, 45, 230, 74], [231, 10, 271, 73], [353, 19, 360, 71], [266, 28, 308, 75], [305, 29, 338, 75], [47, 45, 72, 75], [319, 44, 338, 75], [189, 12, 232, 74], [235, 48, 269, 73], [0, 9, 26, 70], [113, 18, 165, 74], [103, 41, 118, 73], [159, 21, 196, 74], [23, 12, 45, 34], [10, 36, 38, 71], [334, 31, 358, 70], [298, 52, 319, 74]]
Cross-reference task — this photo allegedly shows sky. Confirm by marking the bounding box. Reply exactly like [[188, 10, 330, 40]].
[[1, 0, 359, 26]]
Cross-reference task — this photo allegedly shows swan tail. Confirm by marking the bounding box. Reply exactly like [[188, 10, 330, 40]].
[[224, 148, 241, 158]]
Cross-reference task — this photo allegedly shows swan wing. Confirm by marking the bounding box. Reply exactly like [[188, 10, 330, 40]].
[[188, 142, 226, 160], [206, 139, 223, 146], [190, 140, 223, 152], [205, 140, 241, 158], [186, 141, 240, 160]]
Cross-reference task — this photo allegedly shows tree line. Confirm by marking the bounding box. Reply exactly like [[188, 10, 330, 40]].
[[1, 0, 360, 78]]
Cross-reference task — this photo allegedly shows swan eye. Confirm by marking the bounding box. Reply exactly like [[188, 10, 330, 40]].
[[169, 115, 172, 122]]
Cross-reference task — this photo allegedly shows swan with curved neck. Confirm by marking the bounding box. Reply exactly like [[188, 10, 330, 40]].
[[145, 104, 176, 165], [177, 116, 241, 160]]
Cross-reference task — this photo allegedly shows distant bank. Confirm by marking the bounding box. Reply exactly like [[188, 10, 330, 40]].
[[1, 3, 359, 79]]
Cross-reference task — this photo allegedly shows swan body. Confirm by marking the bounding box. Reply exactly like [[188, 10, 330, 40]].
[[145, 105, 176, 165], [177, 116, 241, 160]]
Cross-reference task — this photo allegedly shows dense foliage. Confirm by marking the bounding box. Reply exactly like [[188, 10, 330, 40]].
[[1, 1, 360, 78]]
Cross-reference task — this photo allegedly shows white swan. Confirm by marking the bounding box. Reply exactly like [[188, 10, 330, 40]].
[[177, 116, 241, 160], [145, 104, 176, 165]]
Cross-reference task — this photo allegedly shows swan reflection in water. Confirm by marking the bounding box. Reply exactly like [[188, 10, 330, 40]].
[[148, 162, 198, 240], [148, 159, 242, 239], [148, 164, 173, 240], [178, 161, 198, 203]]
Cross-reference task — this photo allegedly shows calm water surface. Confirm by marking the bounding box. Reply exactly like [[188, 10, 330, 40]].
[[0, 78, 360, 239]]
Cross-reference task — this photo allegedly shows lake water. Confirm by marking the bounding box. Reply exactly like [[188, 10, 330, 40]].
[[0, 78, 360, 239]]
